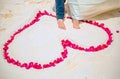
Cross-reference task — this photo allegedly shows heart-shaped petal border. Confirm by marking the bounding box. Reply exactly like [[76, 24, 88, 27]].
[[2, 10, 113, 70]]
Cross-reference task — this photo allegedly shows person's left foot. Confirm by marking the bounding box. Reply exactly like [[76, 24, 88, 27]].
[[57, 19, 66, 30]]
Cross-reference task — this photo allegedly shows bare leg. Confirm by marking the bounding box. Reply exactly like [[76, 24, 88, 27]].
[[57, 19, 66, 30], [72, 19, 80, 29]]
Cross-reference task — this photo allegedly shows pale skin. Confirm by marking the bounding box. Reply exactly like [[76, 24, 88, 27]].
[[57, 19, 81, 30], [57, 19, 66, 30], [55, 0, 81, 30]]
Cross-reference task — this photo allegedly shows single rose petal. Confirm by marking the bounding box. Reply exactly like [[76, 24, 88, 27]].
[[49, 62, 55, 67], [116, 30, 120, 33]]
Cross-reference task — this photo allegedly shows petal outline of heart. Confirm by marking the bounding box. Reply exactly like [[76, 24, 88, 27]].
[[3, 10, 113, 70]]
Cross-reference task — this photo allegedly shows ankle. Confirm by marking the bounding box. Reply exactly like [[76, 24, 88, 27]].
[[72, 19, 79, 23], [57, 19, 64, 22]]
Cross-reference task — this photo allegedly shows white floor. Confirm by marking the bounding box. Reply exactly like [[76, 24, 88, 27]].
[[0, 0, 120, 79]]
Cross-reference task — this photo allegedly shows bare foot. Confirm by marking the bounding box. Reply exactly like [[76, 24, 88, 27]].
[[73, 19, 80, 29], [57, 19, 66, 30]]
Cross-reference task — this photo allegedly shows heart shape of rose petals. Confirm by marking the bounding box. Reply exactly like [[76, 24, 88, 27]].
[[2, 10, 113, 70]]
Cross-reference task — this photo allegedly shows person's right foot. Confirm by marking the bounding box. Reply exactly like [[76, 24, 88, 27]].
[[57, 19, 66, 30], [73, 19, 80, 29]]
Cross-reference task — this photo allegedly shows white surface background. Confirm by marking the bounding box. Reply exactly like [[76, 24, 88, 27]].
[[0, 0, 120, 79]]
